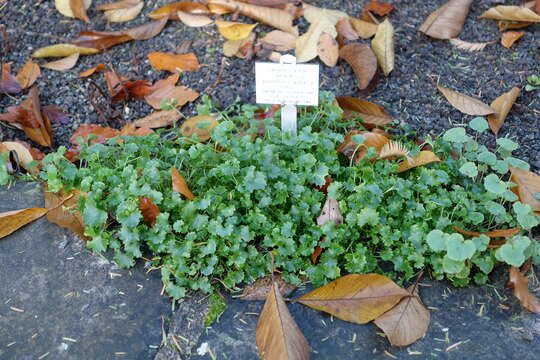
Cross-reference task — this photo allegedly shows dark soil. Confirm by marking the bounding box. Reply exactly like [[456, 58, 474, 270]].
[[1, 0, 539, 168]]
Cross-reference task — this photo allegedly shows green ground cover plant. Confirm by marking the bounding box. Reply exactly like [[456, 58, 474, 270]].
[[34, 92, 539, 299]]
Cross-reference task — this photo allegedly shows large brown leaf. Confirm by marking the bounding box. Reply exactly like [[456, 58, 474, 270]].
[[395, 151, 440, 173], [339, 43, 377, 90], [453, 226, 520, 239], [480, 5, 540, 22], [240, 274, 297, 301], [145, 84, 199, 109], [297, 274, 409, 324], [16, 60, 41, 90], [133, 110, 182, 128], [336, 96, 393, 127], [148, 52, 200, 72], [256, 281, 310, 360], [44, 188, 89, 241], [508, 266, 540, 312], [437, 84, 495, 116], [510, 167, 540, 213], [374, 285, 430, 346], [371, 18, 394, 76], [180, 114, 218, 141], [0, 207, 49, 239], [260, 30, 297, 52], [335, 18, 359, 45], [149, 1, 210, 20], [487, 87, 520, 135], [419, 0, 472, 39], [171, 166, 195, 200], [72, 30, 132, 50]]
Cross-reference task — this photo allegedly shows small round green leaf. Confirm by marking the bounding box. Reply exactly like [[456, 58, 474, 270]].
[[459, 162, 478, 178], [442, 255, 465, 274], [446, 234, 476, 261], [469, 117, 488, 133], [427, 230, 446, 251], [443, 127, 469, 143], [496, 138, 518, 152], [483, 174, 507, 195]]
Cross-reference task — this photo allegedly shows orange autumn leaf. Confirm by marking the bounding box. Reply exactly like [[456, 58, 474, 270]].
[[148, 52, 200, 72], [70, 0, 91, 23], [72, 30, 133, 50], [336, 96, 393, 127], [508, 266, 540, 313], [453, 226, 521, 238], [79, 63, 107, 77], [139, 197, 160, 226], [145, 84, 199, 110], [16, 60, 41, 89], [149, 1, 210, 20], [171, 166, 195, 200], [0, 207, 50, 239], [395, 151, 440, 173], [337, 130, 389, 163], [500, 31, 525, 48], [44, 188, 89, 241], [364, 1, 395, 17], [510, 167, 540, 213]]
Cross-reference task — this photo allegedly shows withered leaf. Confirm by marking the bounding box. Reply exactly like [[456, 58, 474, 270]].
[[508, 266, 540, 312], [298, 274, 409, 324], [111, 79, 153, 102], [215, 20, 257, 40], [371, 18, 394, 76], [42, 105, 70, 125], [32, 44, 99, 58], [180, 114, 218, 141], [0, 141, 39, 173], [0, 207, 50, 239], [123, 18, 169, 40], [139, 197, 160, 227], [395, 151, 440, 173], [79, 63, 107, 77], [336, 96, 393, 127], [0, 63, 22, 94], [149, 1, 210, 20], [95, 0, 141, 11], [419, 0, 472, 40], [102, 0, 144, 22], [256, 282, 309, 360], [70, 0, 91, 23], [72, 30, 132, 50], [453, 226, 520, 239], [316, 196, 343, 226], [260, 30, 297, 52], [316, 32, 339, 67], [42, 53, 80, 71], [133, 110, 182, 128], [437, 84, 495, 116], [171, 166, 195, 200], [449, 38, 495, 52], [335, 18, 359, 45], [145, 84, 199, 110], [348, 17, 378, 39], [240, 275, 297, 301], [16, 60, 41, 89], [500, 31, 525, 48], [364, 1, 395, 17], [487, 87, 520, 134], [480, 5, 540, 22], [148, 52, 200, 72], [339, 43, 377, 90], [176, 10, 213, 27], [44, 188, 89, 241], [510, 167, 540, 213], [55, 0, 92, 18], [337, 130, 389, 163]]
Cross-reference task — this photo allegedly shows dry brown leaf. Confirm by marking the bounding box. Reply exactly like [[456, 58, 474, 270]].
[[437, 84, 495, 116], [364, 1, 395, 17], [139, 196, 160, 226], [119, 123, 154, 137], [240, 275, 297, 301], [317, 32, 339, 67], [79, 63, 107, 77], [395, 151, 441, 173], [16, 60, 41, 89], [501, 31, 525, 48], [32, 44, 99, 58], [42, 53, 80, 71], [133, 110, 182, 128], [55, 0, 92, 18], [348, 17, 378, 39], [123, 18, 168, 40], [374, 285, 430, 347], [149, 1, 210, 20], [0, 63, 22, 94], [339, 43, 377, 90], [371, 18, 394, 76], [316, 196, 343, 226], [70, 0, 91, 22], [148, 52, 200, 72], [536, 0, 540, 14], [510, 167, 540, 213], [336, 96, 393, 127], [223, 33, 255, 58], [508, 267, 540, 312], [419, 0, 472, 39], [256, 281, 310, 360], [180, 114, 218, 141], [337, 130, 389, 163], [449, 38, 495, 51], [335, 18, 359, 45], [145, 84, 199, 109], [0, 207, 50, 239], [453, 226, 520, 239], [171, 166, 195, 200], [177, 10, 213, 27], [487, 87, 520, 135], [378, 140, 411, 161], [480, 5, 540, 22], [497, 20, 533, 31], [44, 189, 89, 241], [215, 20, 257, 40], [103, 0, 144, 22], [298, 274, 409, 324], [72, 30, 132, 50], [96, 0, 141, 10], [260, 30, 297, 52]]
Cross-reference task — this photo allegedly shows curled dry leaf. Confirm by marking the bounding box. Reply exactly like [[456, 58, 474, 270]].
[[223, 33, 256, 58], [171, 166, 196, 200], [336, 96, 393, 127], [16, 60, 41, 89], [148, 52, 200, 72], [497, 20, 532, 31], [509, 167, 540, 213], [335, 17, 359, 45], [256, 282, 310, 360], [419, 0, 472, 40], [339, 43, 377, 90], [298, 274, 410, 324], [487, 87, 520, 134], [180, 114, 218, 141], [44, 188, 89, 241], [395, 151, 441, 173], [0, 63, 22, 94], [437, 84, 495, 116], [145, 84, 199, 109], [508, 267, 540, 312], [110, 79, 153, 102], [72, 30, 132, 50], [79, 63, 107, 77], [259, 30, 297, 52], [0, 141, 39, 173], [139, 197, 160, 227], [55, 0, 92, 18], [371, 18, 394, 76], [32, 44, 99, 58], [453, 226, 520, 239], [149, 1, 210, 20], [123, 18, 168, 40], [215, 20, 257, 40], [177, 10, 213, 27], [0, 207, 50, 239], [480, 5, 540, 22], [349, 17, 378, 39], [338, 130, 389, 163], [70, 0, 91, 23], [103, 0, 144, 23], [449, 38, 495, 52], [133, 110, 182, 128], [501, 31, 525, 48], [374, 285, 430, 347], [239, 274, 297, 301], [317, 32, 339, 67], [316, 196, 343, 226], [42, 53, 80, 71], [363, 1, 396, 17]]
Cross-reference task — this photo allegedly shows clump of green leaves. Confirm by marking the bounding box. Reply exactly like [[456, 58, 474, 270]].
[[38, 93, 539, 298], [205, 292, 228, 327], [526, 74, 540, 91]]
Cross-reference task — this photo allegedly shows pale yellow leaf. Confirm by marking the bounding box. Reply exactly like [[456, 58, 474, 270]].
[[104, 1, 144, 22], [479, 5, 540, 22], [177, 10, 213, 27], [32, 44, 99, 58], [348, 17, 378, 39], [215, 20, 257, 40], [371, 18, 394, 76], [449, 38, 495, 51], [42, 53, 80, 71], [55, 0, 92, 18]]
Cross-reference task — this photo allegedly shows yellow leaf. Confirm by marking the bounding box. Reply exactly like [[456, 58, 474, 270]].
[[177, 10, 213, 27], [215, 20, 257, 40], [0, 207, 49, 239], [395, 151, 441, 173], [42, 53, 80, 71], [371, 18, 394, 76], [103, 1, 144, 22], [32, 44, 100, 58]]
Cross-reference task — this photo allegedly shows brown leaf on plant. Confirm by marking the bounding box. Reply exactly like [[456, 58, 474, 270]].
[[338, 130, 389, 163], [240, 274, 297, 301], [44, 188, 89, 241], [0, 63, 22, 94], [339, 43, 377, 90], [349, 17, 378, 39], [395, 151, 441, 173], [100, 0, 144, 22], [80, 63, 107, 77], [0, 207, 50, 239], [32, 44, 100, 58], [336, 96, 393, 127], [501, 31, 525, 48], [133, 110, 182, 129], [437, 84, 495, 116], [259, 30, 297, 52], [363, 1, 395, 17], [176, 10, 213, 27], [72, 30, 132, 50], [371, 18, 394, 76], [480, 5, 540, 22], [123, 18, 169, 40], [180, 114, 218, 142], [256, 281, 310, 360], [42, 53, 80, 71], [510, 167, 540, 213], [139, 197, 160, 227], [149, 1, 210, 20], [419, 0, 472, 40], [16, 60, 41, 89], [487, 87, 520, 135], [374, 285, 430, 347], [171, 166, 195, 200], [145, 84, 199, 110], [316, 32, 339, 67], [453, 226, 520, 240], [298, 274, 410, 324], [449, 38, 495, 52], [316, 196, 343, 226], [69, 0, 91, 23], [508, 266, 540, 312], [148, 52, 200, 72]]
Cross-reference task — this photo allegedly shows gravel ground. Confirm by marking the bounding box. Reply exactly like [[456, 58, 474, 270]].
[[0, 0, 539, 169]]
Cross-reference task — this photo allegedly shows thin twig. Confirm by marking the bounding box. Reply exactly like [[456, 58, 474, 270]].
[[204, 58, 227, 94]]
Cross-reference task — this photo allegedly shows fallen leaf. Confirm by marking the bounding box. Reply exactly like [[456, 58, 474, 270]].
[[133, 110, 182, 128], [348, 17, 378, 39], [70, 0, 91, 22], [337, 130, 389, 163], [42, 105, 69, 125], [148, 52, 200, 72], [0, 207, 50, 239], [508, 267, 540, 312], [298, 274, 409, 324], [510, 167, 540, 212], [55, 0, 92, 18], [95, 0, 141, 10], [123, 18, 169, 40], [395, 151, 441, 173], [145, 84, 199, 109], [44, 188, 89, 241], [536, 0, 540, 14], [79, 63, 107, 77], [449, 38, 495, 51], [223, 33, 256, 57], [41, 53, 80, 71], [32, 44, 99, 58], [501, 31, 525, 48], [176, 10, 213, 27], [497, 20, 533, 31], [1, 63, 22, 94], [437, 84, 495, 116], [317, 32, 339, 67], [487, 87, 520, 134], [311, 195, 342, 264], [149, 72, 181, 92], [364, 1, 395, 17], [139, 196, 160, 227], [374, 285, 430, 346], [16, 60, 41, 89], [149, 1, 210, 20], [180, 114, 218, 141], [111, 79, 153, 102], [336, 96, 393, 127], [480, 5, 540, 22], [256, 281, 309, 360], [72, 30, 132, 50], [215, 20, 257, 40], [371, 18, 394, 76], [171, 166, 195, 200], [339, 43, 377, 90], [419, 0, 472, 39], [102, 0, 144, 22], [259, 30, 297, 52], [240, 274, 297, 300], [453, 226, 520, 238], [0, 141, 38, 172], [335, 18, 359, 45], [119, 123, 154, 136]]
